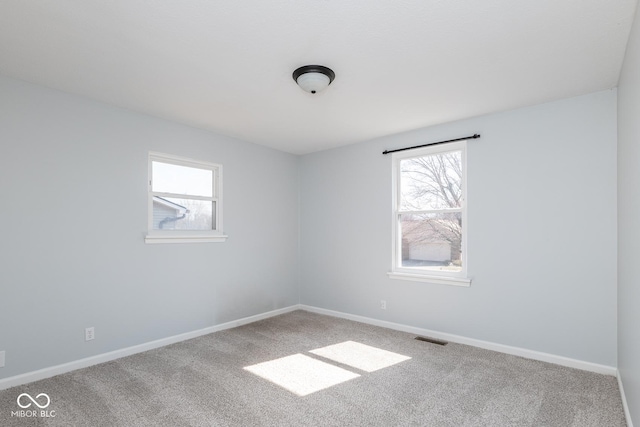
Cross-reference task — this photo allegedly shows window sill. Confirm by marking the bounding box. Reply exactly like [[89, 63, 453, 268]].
[[145, 234, 228, 244], [387, 272, 471, 287]]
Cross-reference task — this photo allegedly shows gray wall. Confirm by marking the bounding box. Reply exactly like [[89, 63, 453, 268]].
[[618, 2, 640, 422], [0, 71, 623, 383], [300, 90, 618, 366], [0, 75, 299, 379]]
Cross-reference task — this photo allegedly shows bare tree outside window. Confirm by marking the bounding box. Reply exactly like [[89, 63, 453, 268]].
[[399, 150, 463, 272], [171, 198, 216, 231]]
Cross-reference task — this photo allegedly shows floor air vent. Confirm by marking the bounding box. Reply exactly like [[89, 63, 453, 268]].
[[415, 336, 448, 346]]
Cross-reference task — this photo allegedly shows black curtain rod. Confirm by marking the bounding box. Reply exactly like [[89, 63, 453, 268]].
[[382, 134, 480, 155]]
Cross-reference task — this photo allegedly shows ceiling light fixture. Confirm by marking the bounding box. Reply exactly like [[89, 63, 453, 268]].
[[292, 65, 335, 94]]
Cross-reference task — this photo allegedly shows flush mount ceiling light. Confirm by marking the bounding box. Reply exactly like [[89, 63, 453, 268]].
[[292, 65, 335, 94]]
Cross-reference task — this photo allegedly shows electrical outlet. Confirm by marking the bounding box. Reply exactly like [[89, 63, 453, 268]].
[[0, 351, 5, 367], [85, 327, 95, 341], [381, 300, 387, 310]]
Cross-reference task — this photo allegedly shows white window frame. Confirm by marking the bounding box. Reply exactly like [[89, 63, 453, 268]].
[[145, 152, 227, 244], [388, 141, 470, 286]]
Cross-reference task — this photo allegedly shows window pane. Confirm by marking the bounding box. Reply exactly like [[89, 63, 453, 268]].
[[400, 212, 462, 272], [152, 197, 215, 231], [400, 151, 461, 211], [152, 161, 213, 197]]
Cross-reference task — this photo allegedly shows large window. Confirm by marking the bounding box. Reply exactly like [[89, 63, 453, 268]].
[[145, 152, 226, 244], [389, 141, 470, 286]]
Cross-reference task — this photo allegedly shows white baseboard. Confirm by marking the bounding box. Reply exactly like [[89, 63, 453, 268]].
[[0, 305, 299, 391], [617, 370, 634, 427], [299, 305, 618, 376], [1, 303, 619, 393]]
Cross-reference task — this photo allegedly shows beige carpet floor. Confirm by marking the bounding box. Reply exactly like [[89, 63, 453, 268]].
[[0, 310, 627, 426]]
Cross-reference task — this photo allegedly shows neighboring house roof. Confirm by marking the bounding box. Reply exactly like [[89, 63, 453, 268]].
[[402, 218, 460, 244], [152, 196, 188, 214]]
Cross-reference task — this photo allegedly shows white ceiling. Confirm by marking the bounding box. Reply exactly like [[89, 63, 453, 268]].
[[0, 1, 637, 155]]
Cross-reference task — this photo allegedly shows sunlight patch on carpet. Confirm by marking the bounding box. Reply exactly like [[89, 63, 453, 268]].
[[309, 341, 411, 372], [244, 353, 360, 396]]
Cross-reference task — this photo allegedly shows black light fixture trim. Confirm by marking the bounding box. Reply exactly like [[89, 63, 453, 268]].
[[292, 65, 336, 93]]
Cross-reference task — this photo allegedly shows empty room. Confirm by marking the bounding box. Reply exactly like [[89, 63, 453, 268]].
[[1, 1, 639, 426]]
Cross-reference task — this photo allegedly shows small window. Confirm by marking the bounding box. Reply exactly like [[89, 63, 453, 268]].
[[388, 142, 470, 286], [145, 152, 226, 244]]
